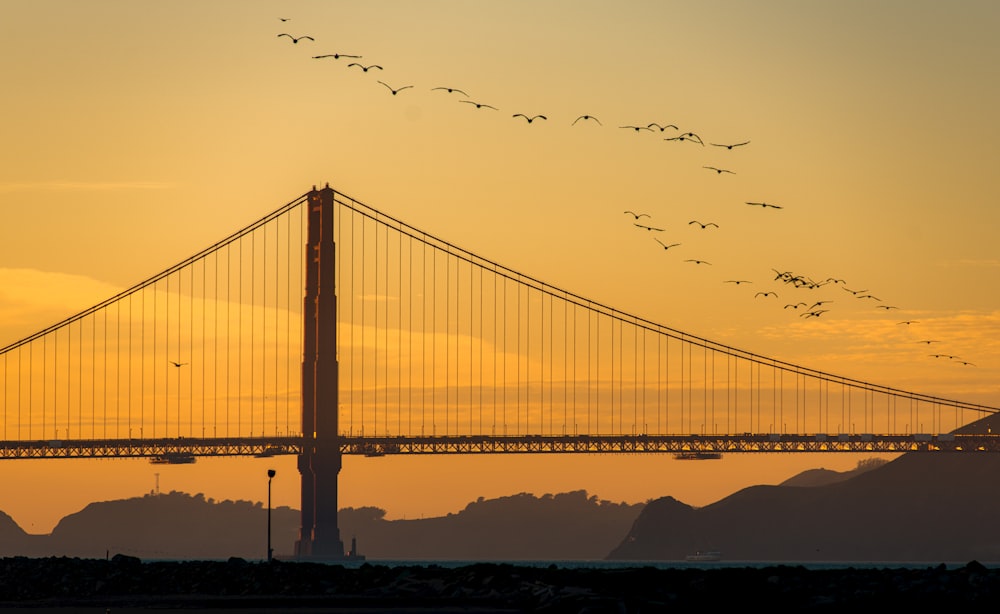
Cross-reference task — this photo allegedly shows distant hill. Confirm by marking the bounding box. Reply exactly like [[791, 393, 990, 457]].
[[0, 489, 642, 561], [0, 492, 302, 560], [608, 414, 1000, 563], [339, 490, 644, 560], [778, 457, 888, 487]]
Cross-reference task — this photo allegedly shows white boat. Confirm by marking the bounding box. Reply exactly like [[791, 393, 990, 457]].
[[684, 550, 722, 562]]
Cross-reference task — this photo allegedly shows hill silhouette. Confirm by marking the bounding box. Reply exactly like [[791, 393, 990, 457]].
[[608, 413, 1000, 563], [0, 489, 642, 561], [339, 490, 643, 560]]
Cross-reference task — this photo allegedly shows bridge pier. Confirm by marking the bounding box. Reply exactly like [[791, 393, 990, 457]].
[[294, 185, 355, 560]]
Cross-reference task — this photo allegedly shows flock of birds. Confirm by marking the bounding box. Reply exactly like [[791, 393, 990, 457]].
[[275, 19, 977, 369]]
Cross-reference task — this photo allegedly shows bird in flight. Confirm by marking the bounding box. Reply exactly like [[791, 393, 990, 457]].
[[784, 302, 808, 309], [647, 122, 678, 132], [755, 291, 778, 299], [347, 63, 383, 72], [746, 201, 782, 209], [654, 238, 681, 250], [710, 140, 750, 149], [573, 115, 602, 126], [432, 86, 469, 96], [876, 305, 900, 310], [624, 211, 650, 220], [277, 33, 314, 44], [916, 340, 941, 345], [802, 310, 829, 318], [279, 18, 291, 22], [513, 114, 547, 123], [688, 220, 718, 229], [930, 354, 959, 360], [725, 280, 752, 285], [703, 166, 735, 175], [378, 81, 413, 95], [664, 134, 703, 145], [313, 53, 360, 60], [958, 361, 977, 367], [460, 100, 498, 110], [856, 294, 881, 301], [897, 320, 919, 325], [843, 287, 867, 295], [620, 125, 654, 133], [170, 361, 188, 368], [680, 132, 704, 144], [685, 259, 712, 265], [635, 223, 665, 231], [808, 300, 832, 310]]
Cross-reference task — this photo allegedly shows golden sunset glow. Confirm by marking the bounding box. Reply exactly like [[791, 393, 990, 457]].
[[2, 2, 999, 534]]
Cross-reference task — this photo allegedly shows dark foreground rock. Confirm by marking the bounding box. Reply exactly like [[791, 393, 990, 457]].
[[1, 556, 1000, 612]]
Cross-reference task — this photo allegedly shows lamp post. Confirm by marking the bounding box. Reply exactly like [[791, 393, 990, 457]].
[[267, 469, 276, 562]]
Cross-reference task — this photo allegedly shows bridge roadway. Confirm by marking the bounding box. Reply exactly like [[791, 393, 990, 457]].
[[1, 433, 999, 462]]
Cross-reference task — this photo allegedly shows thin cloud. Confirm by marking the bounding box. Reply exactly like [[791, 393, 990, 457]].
[[0, 181, 174, 193], [940, 258, 1000, 268]]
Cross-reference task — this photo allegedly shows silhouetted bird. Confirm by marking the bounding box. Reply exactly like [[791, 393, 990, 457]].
[[432, 86, 469, 95], [784, 302, 808, 309], [703, 166, 735, 175], [621, 125, 654, 132], [279, 18, 291, 22], [678, 132, 704, 144], [277, 33, 314, 44], [746, 201, 783, 209], [636, 223, 665, 231], [843, 287, 867, 295], [170, 361, 188, 368], [460, 100, 498, 110], [688, 220, 718, 229], [710, 140, 750, 149], [347, 63, 383, 72], [513, 114, 547, 123], [624, 211, 651, 219], [664, 134, 703, 144], [916, 340, 941, 344], [958, 361, 977, 367], [685, 259, 712, 265], [378, 81, 413, 95], [313, 53, 360, 59], [647, 122, 678, 132], [755, 292, 778, 299], [876, 305, 900, 310], [725, 280, 752, 285], [897, 320, 919, 325], [654, 238, 680, 250], [573, 115, 602, 126], [856, 294, 881, 301], [802, 310, 828, 318]]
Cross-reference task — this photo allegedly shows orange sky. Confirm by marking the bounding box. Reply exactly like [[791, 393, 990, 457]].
[[2, 1, 999, 535]]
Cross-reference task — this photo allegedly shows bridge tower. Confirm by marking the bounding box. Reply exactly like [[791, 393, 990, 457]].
[[294, 185, 346, 559]]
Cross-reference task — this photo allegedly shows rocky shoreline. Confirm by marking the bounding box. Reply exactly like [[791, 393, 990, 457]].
[[1, 555, 998, 612]]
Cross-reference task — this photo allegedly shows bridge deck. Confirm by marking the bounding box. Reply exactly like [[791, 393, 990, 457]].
[[0, 433, 997, 461]]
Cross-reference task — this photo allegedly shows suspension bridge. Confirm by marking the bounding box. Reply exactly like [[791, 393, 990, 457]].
[[1, 185, 997, 559]]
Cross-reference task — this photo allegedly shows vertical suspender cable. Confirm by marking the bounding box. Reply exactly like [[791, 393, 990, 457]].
[[445, 250, 449, 436]]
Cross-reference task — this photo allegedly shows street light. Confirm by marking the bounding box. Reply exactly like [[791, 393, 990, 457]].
[[267, 469, 276, 562]]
